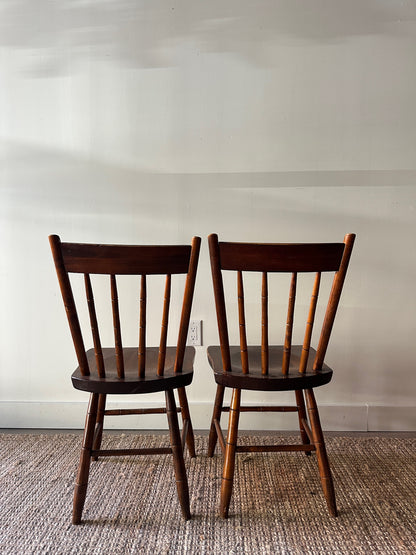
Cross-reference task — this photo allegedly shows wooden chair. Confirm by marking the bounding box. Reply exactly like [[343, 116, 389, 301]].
[[49, 234, 200, 524], [207, 233, 355, 518]]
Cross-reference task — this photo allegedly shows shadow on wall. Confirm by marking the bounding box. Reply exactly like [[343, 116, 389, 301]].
[[0, 0, 415, 75]]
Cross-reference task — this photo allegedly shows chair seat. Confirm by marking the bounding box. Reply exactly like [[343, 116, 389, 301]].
[[72, 346, 195, 395], [207, 345, 333, 391]]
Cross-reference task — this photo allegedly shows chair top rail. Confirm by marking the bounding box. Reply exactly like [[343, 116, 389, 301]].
[[216, 240, 347, 273], [54, 238, 193, 275]]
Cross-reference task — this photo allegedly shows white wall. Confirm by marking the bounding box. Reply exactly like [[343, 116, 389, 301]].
[[1, 1, 415, 430]]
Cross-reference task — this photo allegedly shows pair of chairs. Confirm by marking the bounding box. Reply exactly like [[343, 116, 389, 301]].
[[49, 232, 355, 524]]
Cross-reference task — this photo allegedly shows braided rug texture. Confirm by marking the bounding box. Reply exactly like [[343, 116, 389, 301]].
[[0, 434, 415, 554]]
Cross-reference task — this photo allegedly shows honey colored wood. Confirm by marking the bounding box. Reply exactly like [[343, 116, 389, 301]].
[[139, 274, 146, 378], [261, 272, 268, 375], [299, 272, 321, 374], [158, 274, 171, 376], [220, 387, 241, 518], [111, 275, 124, 379], [207, 384, 225, 457], [84, 274, 105, 378], [237, 271, 249, 374], [282, 272, 297, 375], [177, 386, 196, 458], [207, 232, 355, 519], [50, 234, 200, 524]]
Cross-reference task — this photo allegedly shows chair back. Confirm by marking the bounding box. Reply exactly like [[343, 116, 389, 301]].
[[208, 233, 355, 375], [50, 235, 201, 378]]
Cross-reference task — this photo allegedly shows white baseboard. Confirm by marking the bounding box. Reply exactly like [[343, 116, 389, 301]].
[[1, 401, 415, 431]]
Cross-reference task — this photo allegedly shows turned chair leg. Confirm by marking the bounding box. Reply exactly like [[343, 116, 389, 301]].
[[295, 390, 311, 456], [220, 387, 241, 518], [177, 387, 196, 458], [166, 389, 191, 520], [73, 393, 99, 525], [208, 384, 225, 457], [92, 394, 106, 461], [305, 388, 338, 517]]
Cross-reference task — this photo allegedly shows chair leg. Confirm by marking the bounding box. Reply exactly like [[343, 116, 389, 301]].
[[166, 389, 191, 520], [208, 384, 225, 457], [73, 393, 99, 525], [92, 394, 106, 461], [220, 387, 241, 518], [177, 387, 196, 458], [295, 389, 311, 456], [305, 388, 338, 517]]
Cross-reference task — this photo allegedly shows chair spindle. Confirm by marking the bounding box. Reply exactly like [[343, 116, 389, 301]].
[[299, 272, 321, 374], [139, 274, 146, 378], [237, 271, 249, 374], [282, 272, 297, 375], [158, 274, 171, 376], [261, 272, 269, 375], [110, 275, 124, 379], [84, 274, 105, 378]]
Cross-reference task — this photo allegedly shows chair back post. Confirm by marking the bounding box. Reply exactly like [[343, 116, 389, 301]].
[[174, 236, 201, 373], [314, 233, 356, 370], [49, 234, 90, 376], [208, 234, 232, 372]]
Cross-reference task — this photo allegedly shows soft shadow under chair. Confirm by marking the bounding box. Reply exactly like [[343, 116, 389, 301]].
[[206, 232, 355, 518], [50, 234, 200, 524]]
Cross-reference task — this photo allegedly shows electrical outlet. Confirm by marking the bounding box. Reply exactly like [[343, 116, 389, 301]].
[[188, 320, 202, 346]]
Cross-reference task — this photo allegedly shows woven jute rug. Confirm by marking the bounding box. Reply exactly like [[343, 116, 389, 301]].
[[0, 433, 415, 554]]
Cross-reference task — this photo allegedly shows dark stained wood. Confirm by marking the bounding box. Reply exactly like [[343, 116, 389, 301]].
[[299, 272, 321, 374], [110, 275, 124, 379], [177, 386, 196, 458], [91, 447, 172, 457], [221, 405, 298, 413], [104, 407, 180, 415], [220, 387, 241, 519], [261, 272, 268, 375], [158, 274, 171, 376], [60, 242, 192, 275], [166, 389, 191, 520], [213, 418, 226, 453], [218, 241, 345, 272], [72, 392, 98, 524], [295, 390, 311, 454], [92, 393, 106, 460], [84, 274, 105, 378], [236, 444, 316, 453], [282, 272, 297, 375], [49, 233, 201, 524], [207, 232, 355, 519], [208, 234, 231, 372], [314, 233, 355, 370], [207, 345, 333, 391], [237, 271, 249, 374], [138, 274, 146, 378], [207, 384, 225, 457], [72, 347, 195, 394], [174, 236, 201, 374], [305, 388, 338, 516], [49, 235, 90, 376]]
